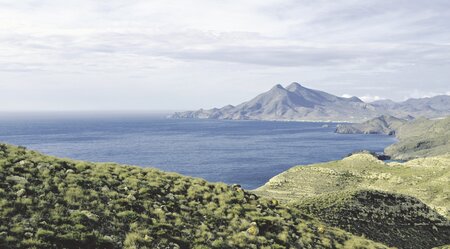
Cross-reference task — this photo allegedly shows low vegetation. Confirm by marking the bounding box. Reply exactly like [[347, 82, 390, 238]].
[[255, 153, 450, 248], [385, 116, 450, 160], [255, 153, 450, 218], [295, 190, 450, 249], [0, 144, 388, 248]]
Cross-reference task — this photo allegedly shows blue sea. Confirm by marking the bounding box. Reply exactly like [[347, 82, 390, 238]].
[[0, 112, 396, 189]]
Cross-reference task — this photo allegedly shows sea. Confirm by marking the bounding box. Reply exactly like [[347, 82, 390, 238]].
[[0, 112, 396, 190]]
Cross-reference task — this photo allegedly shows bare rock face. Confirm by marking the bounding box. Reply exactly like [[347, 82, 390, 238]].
[[170, 82, 450, 122]]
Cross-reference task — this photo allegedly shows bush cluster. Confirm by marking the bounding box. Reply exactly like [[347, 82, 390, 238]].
[[0, 144, 385, 248]]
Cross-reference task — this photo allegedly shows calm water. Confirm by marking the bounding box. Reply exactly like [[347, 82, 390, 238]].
[[0, 113, 396, 189]]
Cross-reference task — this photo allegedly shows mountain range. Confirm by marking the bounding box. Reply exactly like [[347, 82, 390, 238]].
[[170, 82, 450, 122]]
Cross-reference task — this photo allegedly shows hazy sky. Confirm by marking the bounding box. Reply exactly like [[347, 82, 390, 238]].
[[1, 0, 450, 111]]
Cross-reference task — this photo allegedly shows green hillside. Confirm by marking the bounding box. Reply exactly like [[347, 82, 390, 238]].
[[295, 190, 450, 249], [0, 144, 388, 249], [255, 153, 450, 248], [385, 116, 450, 160], [255, 153, 450, 218]]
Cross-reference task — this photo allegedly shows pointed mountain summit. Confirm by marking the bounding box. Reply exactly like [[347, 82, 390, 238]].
[[170, 83, 450, 122]]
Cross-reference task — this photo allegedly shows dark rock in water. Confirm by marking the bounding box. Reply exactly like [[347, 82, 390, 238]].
[[376, 154, 391, 160]]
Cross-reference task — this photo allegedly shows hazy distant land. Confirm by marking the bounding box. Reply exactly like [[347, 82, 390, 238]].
[[171, 83, 450, 122]]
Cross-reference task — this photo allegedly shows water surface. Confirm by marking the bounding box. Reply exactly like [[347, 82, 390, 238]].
[[0, 113, 396, 189]]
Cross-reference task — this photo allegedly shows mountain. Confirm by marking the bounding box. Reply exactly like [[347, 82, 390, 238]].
[[371, 95, 450, 119], [171, 83, 450, 122], [335, 115, 408, 135], [385, 116, 450, 160], [0, 143, 388, 249], [171, 83, 379, 122]]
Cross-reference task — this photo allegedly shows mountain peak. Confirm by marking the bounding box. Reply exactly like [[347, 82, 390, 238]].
[[170, 82, 450, 122], [271, 84, 285, 90], [347, 96, 363, 103], [286, 82, 304, 92]]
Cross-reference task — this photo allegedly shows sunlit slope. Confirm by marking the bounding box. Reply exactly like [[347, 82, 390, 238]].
[[0, 144, 387, 249], [255, 153, 450, 218], [385, 116, 450, 160]]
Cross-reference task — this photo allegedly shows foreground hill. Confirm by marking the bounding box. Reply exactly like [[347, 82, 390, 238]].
[[255, 153, 450, 218], [170, 82, 450, 122], [335, 115, 407, 135], [0, 144, 387, 249], [255, 153, 450, 248], [295, 190, 450, 249], [385, 116, 450, 160]]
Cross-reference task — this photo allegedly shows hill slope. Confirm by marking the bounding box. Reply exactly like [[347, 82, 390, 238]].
[[255, 153, 450, 219], [0, 144, 387, 249], [335, 115, 407, 135], [295, 190, 450, 249], [385, 116, 450, 160]]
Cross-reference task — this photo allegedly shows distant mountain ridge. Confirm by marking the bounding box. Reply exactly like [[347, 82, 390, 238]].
[[170, 82, 450, 122]]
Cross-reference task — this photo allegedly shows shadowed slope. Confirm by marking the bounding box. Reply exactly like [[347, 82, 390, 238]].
[[294, 190, 450, 249]]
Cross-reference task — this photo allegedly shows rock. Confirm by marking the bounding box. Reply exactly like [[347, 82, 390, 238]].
[[246, 222, 259, 236], [16, 189, 26, 197]]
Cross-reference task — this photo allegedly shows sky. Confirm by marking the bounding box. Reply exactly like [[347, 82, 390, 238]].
[[1, 0, 450, 111]]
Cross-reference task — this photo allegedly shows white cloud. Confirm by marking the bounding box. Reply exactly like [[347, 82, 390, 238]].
[[359, 95, 384, 103], [0, 0, 449, 110]]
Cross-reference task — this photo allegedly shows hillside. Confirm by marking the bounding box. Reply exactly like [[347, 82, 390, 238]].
[[385, 116, 450, 160], [335, 115, 407, 135], [255, 153, 450, 219], [255, 153, 450, 248], [0, 144, 388, 249], [170, 83, 450, 122], [295, 190, 450, 249]]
